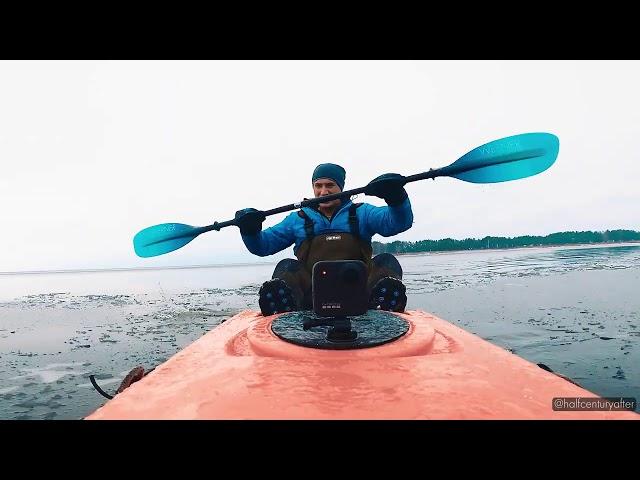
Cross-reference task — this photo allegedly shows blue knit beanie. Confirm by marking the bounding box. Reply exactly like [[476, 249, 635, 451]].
[[312, 163, 346, 191]]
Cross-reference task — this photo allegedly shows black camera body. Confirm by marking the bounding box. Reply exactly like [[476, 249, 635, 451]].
[[312, 260, 368, 317]]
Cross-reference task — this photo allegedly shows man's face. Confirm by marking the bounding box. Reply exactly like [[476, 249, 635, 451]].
[[313, 178, 342, 209]]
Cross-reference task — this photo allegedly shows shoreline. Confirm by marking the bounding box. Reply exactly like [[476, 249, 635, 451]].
[[0, 261, 277, 277], [390, 240, 640, 257], [2, 241, 639, 276]]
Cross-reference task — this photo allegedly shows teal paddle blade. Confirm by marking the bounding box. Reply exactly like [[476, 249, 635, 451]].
[[439, 132, 559, 183], [133, 223, 203, 258]]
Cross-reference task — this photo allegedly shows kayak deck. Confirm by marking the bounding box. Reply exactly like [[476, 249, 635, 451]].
[[85, 310, 638, 420]]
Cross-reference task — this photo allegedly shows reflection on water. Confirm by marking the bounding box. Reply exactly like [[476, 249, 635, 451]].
[[403, 244, 640, 293]]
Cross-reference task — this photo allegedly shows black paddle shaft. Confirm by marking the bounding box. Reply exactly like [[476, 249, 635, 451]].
[[207, 169, 440, 232]]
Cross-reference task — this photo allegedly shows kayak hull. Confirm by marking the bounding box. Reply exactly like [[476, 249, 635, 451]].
[[85, 310, 638, 420]]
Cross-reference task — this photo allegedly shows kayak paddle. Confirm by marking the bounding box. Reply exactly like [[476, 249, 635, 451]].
[[133, 132, 559, 258]]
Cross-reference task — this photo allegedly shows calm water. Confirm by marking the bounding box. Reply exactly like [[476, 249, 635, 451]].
[[1, 243, 639, 419]]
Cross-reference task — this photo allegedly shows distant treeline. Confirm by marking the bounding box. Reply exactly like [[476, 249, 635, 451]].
[[372, 230, 640, 255]]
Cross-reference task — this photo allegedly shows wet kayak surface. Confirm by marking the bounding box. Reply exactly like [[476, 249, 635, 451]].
[[86, 309, 638, 420]]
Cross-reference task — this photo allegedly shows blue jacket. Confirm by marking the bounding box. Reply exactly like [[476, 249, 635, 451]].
[[241, 197, 414, 257]]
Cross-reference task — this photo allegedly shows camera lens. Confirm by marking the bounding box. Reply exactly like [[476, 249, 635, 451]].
[[341, 265, 359, 283]]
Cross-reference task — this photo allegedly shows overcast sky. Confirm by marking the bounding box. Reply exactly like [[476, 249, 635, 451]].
[[1, 60, 638, 272]]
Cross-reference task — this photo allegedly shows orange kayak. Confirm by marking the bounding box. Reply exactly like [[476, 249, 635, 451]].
[[85, 310, 638, 420]]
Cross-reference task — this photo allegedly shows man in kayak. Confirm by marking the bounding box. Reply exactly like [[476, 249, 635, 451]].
[[234, 163, 413, 316]]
